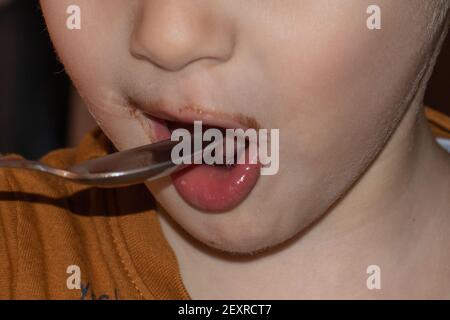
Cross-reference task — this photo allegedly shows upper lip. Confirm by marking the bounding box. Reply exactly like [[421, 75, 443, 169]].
[[130, 99, 260, 130]]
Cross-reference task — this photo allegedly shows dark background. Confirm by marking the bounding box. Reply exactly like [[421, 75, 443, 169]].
[[0, 0, 70, 159], [0, 0, 449, 159]]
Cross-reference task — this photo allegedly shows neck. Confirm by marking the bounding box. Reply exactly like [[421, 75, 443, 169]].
[[307, 104, 448, 243], [158, 103, 450, 299]]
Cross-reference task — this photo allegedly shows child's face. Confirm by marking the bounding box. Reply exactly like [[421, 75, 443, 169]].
[[41, 0, 444, 253]]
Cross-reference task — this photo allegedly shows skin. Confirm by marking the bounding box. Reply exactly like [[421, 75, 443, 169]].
[[40, 1, 450, 298]]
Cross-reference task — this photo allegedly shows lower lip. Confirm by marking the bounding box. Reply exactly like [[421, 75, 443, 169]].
[[148, 115, 261, 212], [172, 151, 261, 212]]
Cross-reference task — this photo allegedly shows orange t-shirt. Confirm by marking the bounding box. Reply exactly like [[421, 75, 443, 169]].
[[0, 108, 449, 299], [0, 128, 190, 299]]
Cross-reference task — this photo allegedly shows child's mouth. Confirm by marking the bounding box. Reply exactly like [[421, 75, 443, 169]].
[[145, 113, 261, 212]]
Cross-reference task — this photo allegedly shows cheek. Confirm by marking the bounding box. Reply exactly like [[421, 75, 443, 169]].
[[41, 0, 130, 96], [237, 2, 432, 217], [256, 1, 428, 158], [41, 0, 151, 150]]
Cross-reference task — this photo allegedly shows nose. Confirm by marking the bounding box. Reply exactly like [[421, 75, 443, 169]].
[[130, 0, 236, 72]]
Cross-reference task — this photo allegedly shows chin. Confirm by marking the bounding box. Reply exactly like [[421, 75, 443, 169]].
[[152, 186, 296, 255], [186, 218, 284, 255]]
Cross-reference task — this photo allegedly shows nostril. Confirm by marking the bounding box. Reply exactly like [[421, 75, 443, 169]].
[[129, 2, 235, 72], [130, 33, 206, 72], [130, 31, 235, 72]]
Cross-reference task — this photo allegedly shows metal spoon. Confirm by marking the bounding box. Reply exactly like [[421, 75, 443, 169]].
[[0, 138, 207, 188]]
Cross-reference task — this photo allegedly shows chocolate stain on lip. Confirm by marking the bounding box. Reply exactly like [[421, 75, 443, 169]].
[[127, 98, 263, 144], [179, 105, 261, 130], [128, 98, 261, 130], [125, 101, 159, 142]]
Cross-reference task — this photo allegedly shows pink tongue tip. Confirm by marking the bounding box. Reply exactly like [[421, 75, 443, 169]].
[[171, 159, 261, 213]]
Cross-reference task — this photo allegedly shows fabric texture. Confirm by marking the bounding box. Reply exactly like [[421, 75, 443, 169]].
[[0, 128, 190, 299]]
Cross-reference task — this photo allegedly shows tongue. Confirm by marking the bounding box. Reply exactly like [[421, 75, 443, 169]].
[[156, 119, 261, 212], [171, 149, 261, 212]]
